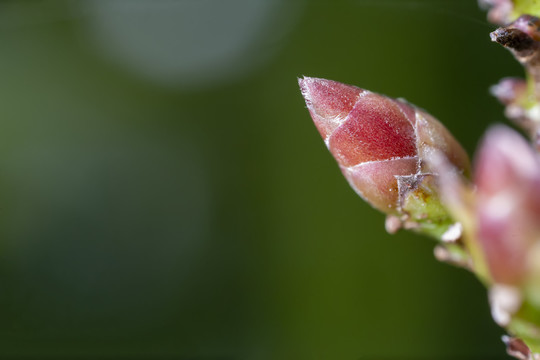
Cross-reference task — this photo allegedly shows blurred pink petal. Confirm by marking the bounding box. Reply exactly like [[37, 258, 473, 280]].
[[475, 126, 540, 284]]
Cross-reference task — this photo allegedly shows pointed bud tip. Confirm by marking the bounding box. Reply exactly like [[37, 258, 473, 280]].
[[298, 76, 365, 140], [297, 76, 363, 115], [489, 29, 500, 42], [298, 76, 312, 105], [298, 76, 333, 105]]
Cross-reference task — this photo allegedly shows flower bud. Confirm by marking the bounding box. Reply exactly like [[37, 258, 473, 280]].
[[490, 77, 540, 144], [299, 77, 470, 236], [491, 77, 528, 107], [506, 15, 540, 41], [502, 336, 533, 360], [491, 16, 540, 151], [479, 0, 513, 25], [491, 16, 540, 107], [474, 126, 540, 285]]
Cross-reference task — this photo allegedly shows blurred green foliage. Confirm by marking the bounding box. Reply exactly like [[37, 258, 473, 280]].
[[514, 0, 540, 20], [0, 0, 523, 358]]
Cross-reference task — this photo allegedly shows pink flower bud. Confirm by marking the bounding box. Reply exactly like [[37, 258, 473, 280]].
[[490, 77, 537, 134], [490, 77, 528, 107], [474, 126, 540, 285], [479, 0, 513, 25], [299, 77, 470, 214]]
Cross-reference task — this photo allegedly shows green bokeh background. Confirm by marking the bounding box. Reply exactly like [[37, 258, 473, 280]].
[[0, 0, 523, 358]]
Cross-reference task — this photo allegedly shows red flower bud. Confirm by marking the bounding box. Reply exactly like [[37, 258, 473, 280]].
[[299, 77, 470, 215]]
